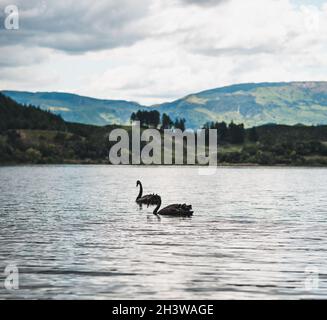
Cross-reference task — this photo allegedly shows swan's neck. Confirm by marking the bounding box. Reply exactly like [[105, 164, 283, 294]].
[[153, 200, 161, 215], [137, 182, 143, 199]]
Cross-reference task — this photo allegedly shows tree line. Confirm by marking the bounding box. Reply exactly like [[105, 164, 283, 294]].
[[129, 110, 258, 145], [203, 121, 258, 144], [130, 110, 186, 131], [0, 93, 66, 132]]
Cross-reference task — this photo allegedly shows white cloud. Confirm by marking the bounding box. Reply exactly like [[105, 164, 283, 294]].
[[1, 0, 327, 104], [0, 0, 153, 52]]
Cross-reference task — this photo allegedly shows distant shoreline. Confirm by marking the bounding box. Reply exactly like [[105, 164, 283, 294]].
[[2, 93, 327, 167], [1, 163, 327, 168]]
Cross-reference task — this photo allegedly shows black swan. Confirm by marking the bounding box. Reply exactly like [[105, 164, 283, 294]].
[[136, 180, 158, 206], [152, 195, 193, 217]]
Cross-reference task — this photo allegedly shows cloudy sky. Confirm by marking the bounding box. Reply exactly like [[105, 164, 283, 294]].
[[0, 0, 327, 105]]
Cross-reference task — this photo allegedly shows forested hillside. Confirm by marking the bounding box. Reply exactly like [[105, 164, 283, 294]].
[[0, 93, 66, 132], [1, 93, 327, 165]]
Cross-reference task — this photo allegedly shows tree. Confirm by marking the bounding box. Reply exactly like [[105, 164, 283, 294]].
[[130, 112, 136, 123], [174, 118, 186, 131], [202, 121, 228, 142], [149, 110, 160, 128], [248, 127, 259, 142], [131, 110, 160, 128], [54, 132, 67, 143], [229, 121, 245, 144], [26, 148, 42, 163], [216, 122, 228, 141], [161, 113, 173, 130]]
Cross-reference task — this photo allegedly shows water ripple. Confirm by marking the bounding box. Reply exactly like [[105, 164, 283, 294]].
[[0, 165, 327, 299]]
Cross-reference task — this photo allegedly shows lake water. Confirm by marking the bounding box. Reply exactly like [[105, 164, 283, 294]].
[[0, 165, 326, 299]]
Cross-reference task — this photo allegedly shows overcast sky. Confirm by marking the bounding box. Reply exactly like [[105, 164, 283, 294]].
[[0, 0, 327, 105]]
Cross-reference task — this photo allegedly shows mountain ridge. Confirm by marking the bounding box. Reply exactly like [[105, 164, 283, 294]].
[[3, 81, 327, 128]]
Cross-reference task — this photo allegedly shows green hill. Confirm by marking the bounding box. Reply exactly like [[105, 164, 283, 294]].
[[3, 82, 327, 129], [156, 82, 327, 128], [2, 91, 143, 126]]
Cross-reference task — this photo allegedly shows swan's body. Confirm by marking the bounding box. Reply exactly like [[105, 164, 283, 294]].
[[136, 180, 158, 206], [152, 195, 193, 217]]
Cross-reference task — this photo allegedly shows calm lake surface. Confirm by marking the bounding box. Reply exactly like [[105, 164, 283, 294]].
[[0, 165, 326, 299]]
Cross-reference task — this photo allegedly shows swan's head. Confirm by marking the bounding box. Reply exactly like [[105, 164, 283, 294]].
[[136, 180, 141, 187]]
